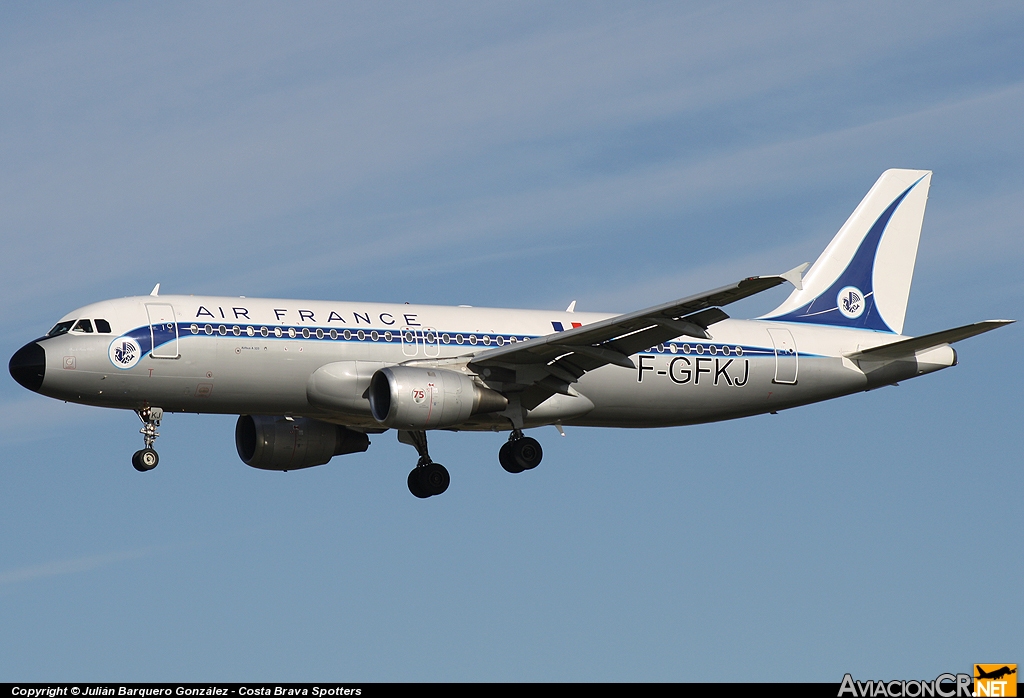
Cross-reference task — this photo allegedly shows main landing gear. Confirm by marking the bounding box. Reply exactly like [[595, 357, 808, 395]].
[[398, 430, 450, 499], [132, 406, 163, 472], [398, 428, 544, 498], [498, 429, 543, 474]]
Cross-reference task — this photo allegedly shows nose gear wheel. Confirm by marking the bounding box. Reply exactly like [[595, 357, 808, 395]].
[[132, 448, 159, 472]]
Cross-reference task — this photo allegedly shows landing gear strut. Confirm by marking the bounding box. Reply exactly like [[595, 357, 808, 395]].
[[498, 429, 543, 473], [398, 430, 450, 498], [132, 406, 163, 472]]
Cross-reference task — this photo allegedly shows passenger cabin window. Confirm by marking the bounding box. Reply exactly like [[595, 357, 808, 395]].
[[72, 319, 94, 333], [47, 320, 76, 337], [95, 319, 112, 333]]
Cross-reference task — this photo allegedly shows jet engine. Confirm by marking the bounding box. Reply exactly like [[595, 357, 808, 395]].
[[368, 366, 507, 429], [235, 415, 370, 471]]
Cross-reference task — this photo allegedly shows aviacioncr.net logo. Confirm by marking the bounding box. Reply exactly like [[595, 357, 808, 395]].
[[975, 665, 1017, 697], [108, 336, 142, 369], [839, 673, 973, 698]]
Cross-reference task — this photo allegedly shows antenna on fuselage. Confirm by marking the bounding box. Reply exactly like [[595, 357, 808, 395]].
[[150, 283, 160, 297]]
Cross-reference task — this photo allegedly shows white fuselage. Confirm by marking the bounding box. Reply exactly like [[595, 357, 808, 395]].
[[29, 294, 956, 431]]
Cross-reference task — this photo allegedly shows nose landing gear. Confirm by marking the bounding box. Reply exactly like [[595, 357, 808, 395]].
[[132, 406, 163, 472], [499, 429, 543, 473]]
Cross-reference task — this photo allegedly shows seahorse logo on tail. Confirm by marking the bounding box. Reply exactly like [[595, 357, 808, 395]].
[[837, 286, 865, 319]]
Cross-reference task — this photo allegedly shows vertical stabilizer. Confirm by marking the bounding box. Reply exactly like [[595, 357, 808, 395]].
[[763, 169, 931, 334]]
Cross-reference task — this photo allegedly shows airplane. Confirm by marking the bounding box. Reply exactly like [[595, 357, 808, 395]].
[[975, 666, 1016, 681], [8, 169, 1013, 498]]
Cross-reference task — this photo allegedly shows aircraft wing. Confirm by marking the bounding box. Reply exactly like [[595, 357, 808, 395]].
[[845, 319, 1014, 360], [468, 267, 805, 408]]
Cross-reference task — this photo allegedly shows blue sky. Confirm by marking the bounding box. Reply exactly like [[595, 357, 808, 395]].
[[1, 2, 1021, 681]]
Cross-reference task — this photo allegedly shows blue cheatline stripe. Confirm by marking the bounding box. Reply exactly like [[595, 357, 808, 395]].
[[125, 322, 816, 360], [769, 175, 926, 332]]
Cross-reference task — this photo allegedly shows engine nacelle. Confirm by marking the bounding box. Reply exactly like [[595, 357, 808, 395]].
[[306, 360, 386, 417], [368, 366, 507, 429], [235, 415, 370, 471]]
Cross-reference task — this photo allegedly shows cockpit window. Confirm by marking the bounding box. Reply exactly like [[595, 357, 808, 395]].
[[72, 319, 94, 333], [47, 320, 76, 337], [95, 319, 112, 333]]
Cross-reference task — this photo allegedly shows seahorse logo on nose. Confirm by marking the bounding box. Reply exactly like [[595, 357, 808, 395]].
[[109, 337, 142, 369]]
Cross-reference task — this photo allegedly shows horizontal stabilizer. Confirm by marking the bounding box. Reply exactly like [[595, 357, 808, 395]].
[[846, 320, 1014, 360]]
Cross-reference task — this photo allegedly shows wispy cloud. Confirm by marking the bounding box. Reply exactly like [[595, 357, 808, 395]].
[[0, 4, 1021, 321], [0, 547, 157, 587], [2, 3, 1022, 307]]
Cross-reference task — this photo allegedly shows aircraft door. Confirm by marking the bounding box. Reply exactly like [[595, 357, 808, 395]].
[[767, 328, 797, 384], [147, 303, 179, 359]]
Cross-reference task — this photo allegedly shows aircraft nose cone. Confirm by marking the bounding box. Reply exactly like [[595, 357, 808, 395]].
[[9, 341, 46, 392]]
